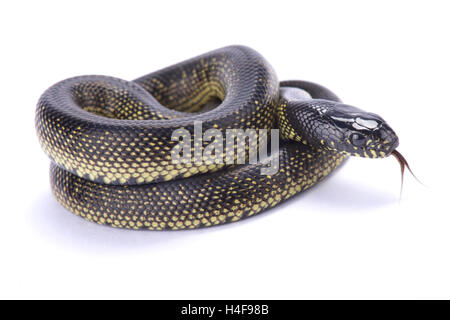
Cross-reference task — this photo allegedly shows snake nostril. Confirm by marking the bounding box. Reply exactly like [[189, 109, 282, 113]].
[[380, 130, 388, 140]]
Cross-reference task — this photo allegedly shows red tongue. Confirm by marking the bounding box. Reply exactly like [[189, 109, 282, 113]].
[[391, 149, 421, 193]]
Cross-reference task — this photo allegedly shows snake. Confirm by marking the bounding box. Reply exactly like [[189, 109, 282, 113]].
[[35, 45, 404, 230]]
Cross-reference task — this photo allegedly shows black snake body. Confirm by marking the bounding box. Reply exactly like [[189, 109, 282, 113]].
[[36, 46, 399, 230]]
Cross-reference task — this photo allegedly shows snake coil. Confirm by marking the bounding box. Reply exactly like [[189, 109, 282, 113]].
[[36, 46, 400, 230]]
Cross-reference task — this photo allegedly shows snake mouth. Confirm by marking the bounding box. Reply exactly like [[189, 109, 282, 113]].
[[391, 149, 420, 192], [385, 136, 400, 155]]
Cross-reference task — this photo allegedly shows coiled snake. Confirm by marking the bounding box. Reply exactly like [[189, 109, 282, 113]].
[[36, 46, 403, 230]]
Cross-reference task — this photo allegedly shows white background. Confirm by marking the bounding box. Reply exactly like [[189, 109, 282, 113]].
[[0, 0, 449, 299]]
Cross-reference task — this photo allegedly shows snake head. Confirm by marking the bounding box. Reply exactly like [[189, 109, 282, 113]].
[[281, 91, 399, 158], [323, 103, 399, 158]]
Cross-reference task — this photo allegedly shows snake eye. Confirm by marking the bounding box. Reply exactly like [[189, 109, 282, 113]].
[[350, 132, 366, 147]]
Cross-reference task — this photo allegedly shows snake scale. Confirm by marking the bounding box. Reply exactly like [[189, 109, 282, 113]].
[[35, 46, 401, 230]]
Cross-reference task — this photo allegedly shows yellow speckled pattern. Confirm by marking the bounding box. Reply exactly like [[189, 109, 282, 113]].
[[49, 145, 345, 230], [36, 46, 348, 230]]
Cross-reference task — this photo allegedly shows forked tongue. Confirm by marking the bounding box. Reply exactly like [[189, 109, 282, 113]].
[[391, 149, 421, 195]]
